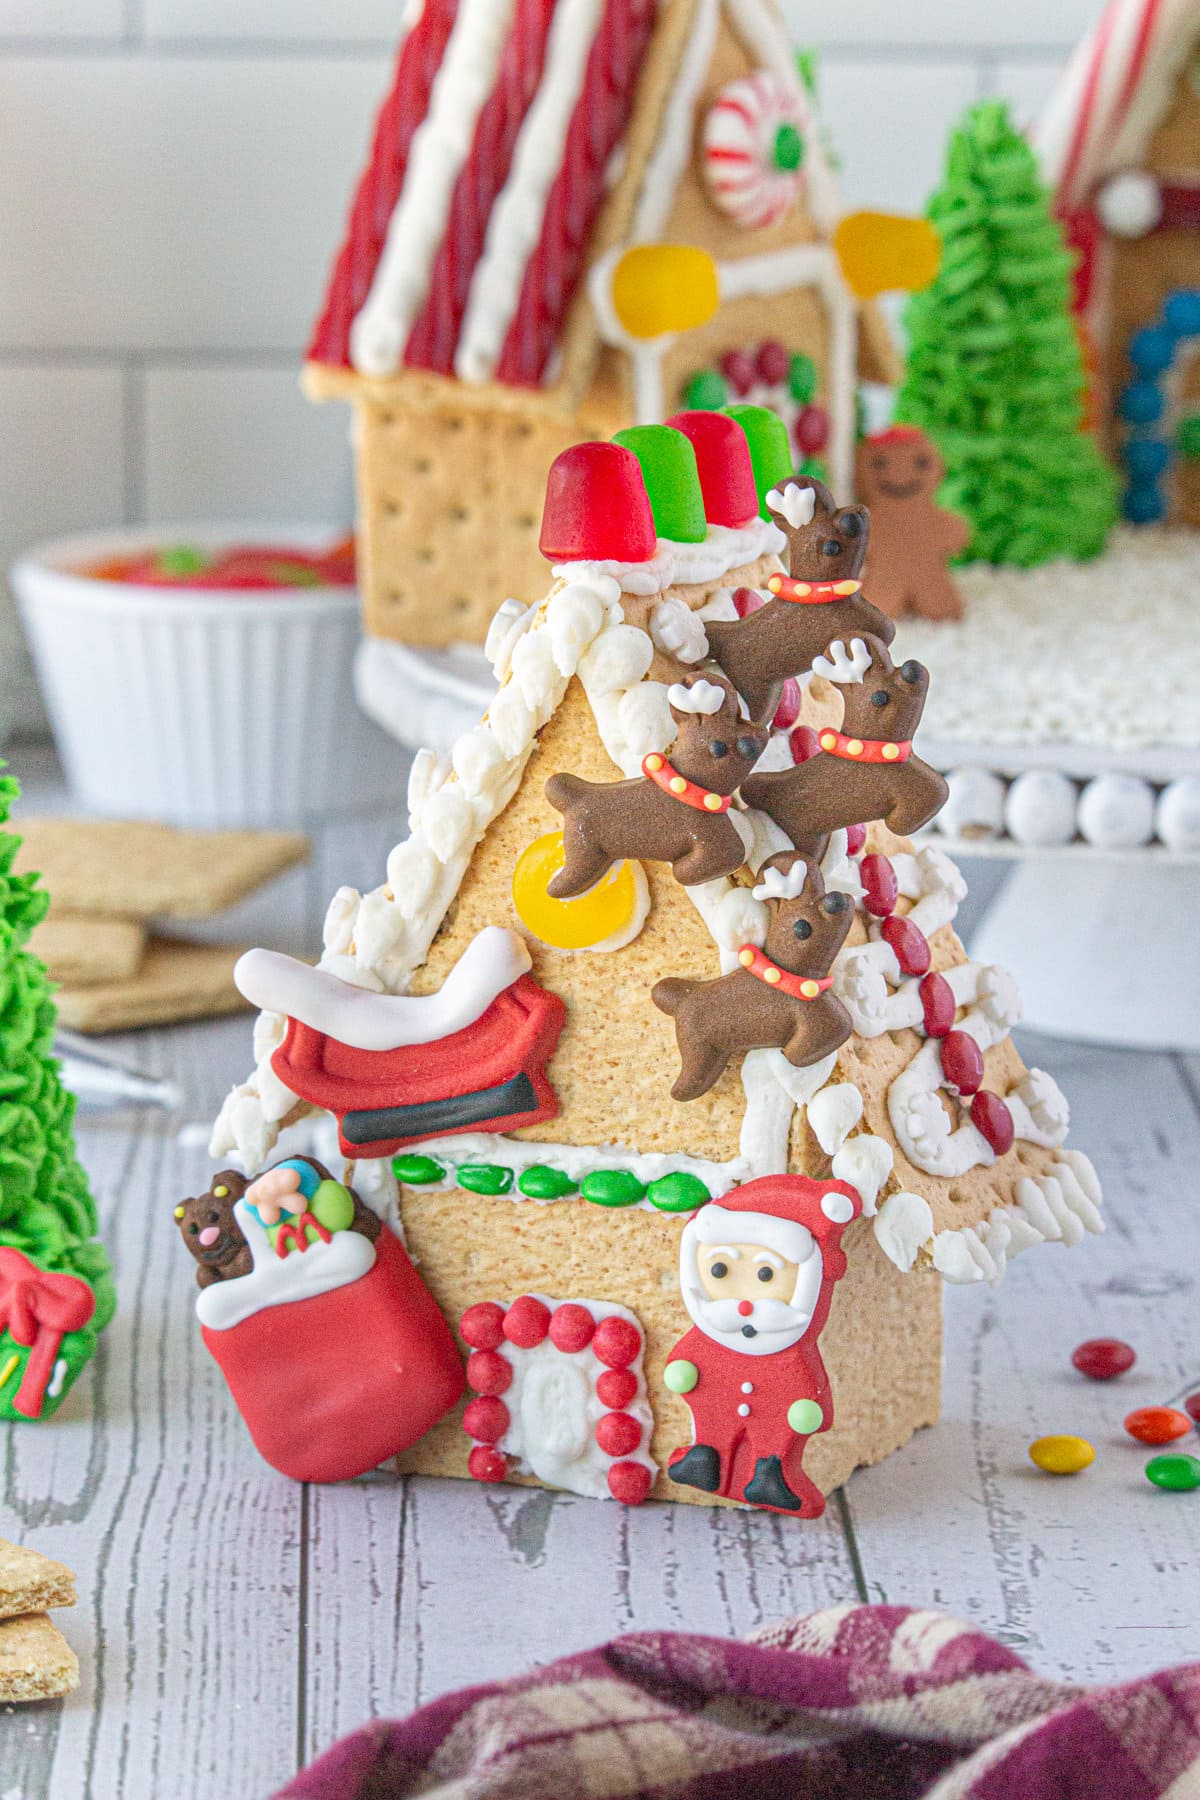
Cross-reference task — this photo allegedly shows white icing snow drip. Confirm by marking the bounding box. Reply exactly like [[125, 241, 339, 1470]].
[[806, 1083, 864, 1156], [887, 1151, 1103, 1284], [552, 517, 785, 596]]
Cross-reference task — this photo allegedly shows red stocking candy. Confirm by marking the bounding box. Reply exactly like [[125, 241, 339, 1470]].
[[881, 912, 931, 976], [539, 442, 656, 563], [790, 724, 821, 764], [468, 1445, 507, 1484], [940, 1029, 984, 1095], [666, 411, 759, 526], [860, 853, 898, 918], [608, 1460, 653, 1505], [919, 971, 955, 1037], [592, 1315, 642, 1369], [596, 1367, 638, 1409], [503, 1294, 551, 1348], [463, 1395, 510, 1443], [595, 1411, 643, 1457], [549, 1302, 595, 1353], [466, 1349, 512, 1395], [845, 824, 867, 856], [772, 678, 801, 731], [733, 584, 765, 618], [971, 1090, 1015, 1156]]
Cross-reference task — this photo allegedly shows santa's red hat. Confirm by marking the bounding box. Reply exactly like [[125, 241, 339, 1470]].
[[687, 1174, 862, 1272]]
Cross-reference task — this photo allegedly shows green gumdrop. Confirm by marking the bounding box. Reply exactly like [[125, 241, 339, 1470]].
[[518, 1165, 578, 1199], [581, 1168, 647, 1208], [724, 405, 794, 517], [647, 1171, 710, 1213], [788, 352, 817, 404], [683, 368, 728, 411], [1145, 1453, 1200, 1492], [1177, 415, 1200, 460], [457, 1163, 514, 1196], [310, 1178, 355, 1233], [392, 1153, 445, 1185], [612, 424, 707, 544]]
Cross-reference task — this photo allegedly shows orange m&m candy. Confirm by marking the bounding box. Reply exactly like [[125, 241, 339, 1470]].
[[1124, 1407, 1193, 1446]]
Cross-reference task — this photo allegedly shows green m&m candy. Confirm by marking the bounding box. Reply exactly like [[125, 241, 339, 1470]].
[[1145, 1453, 1200, 1492], [647, 1172, 710, 1213], [392, 1153, 444, 1185], [457, 1163, 514, 1196], [581, 1169, 646, 1208], [518, 1165, 578, 1199]]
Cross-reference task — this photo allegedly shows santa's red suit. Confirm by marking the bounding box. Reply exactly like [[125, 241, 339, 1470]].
[[664, 1174, 862, 1518]]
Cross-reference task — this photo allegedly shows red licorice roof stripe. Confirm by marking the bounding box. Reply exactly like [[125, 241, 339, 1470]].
[[307, 0, 457, 368], [404, 0, 557, 374], [495, 0, 657, 387]]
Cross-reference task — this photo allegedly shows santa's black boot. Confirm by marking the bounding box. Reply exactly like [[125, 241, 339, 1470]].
[[668, 1444, 722, 1492], [743, 1455, 805, 1512]]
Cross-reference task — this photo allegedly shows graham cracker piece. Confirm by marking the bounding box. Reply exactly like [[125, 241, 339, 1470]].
[[0, 1614, 79, 1702], [0, 1539, 75, 1621], [29, 914, 146, 988], [14, 820, 308, 922], [53, 939, 249, 1034]]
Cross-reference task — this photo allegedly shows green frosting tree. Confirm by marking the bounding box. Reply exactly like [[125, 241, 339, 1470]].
[[896, 99, 1116, 565], [0, 768, 114, 1421]]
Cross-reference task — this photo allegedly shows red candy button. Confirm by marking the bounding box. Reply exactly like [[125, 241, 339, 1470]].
[[595, 1411, 643, 1457], [971, 1090, 1015, 1156], [463, 1396, 510, 1444], [466, 1350, 513, 1396], [941, 1029, 984, 1096], [592, 1316, 642, 1370], [597, 1368, 639, 1409], [539, 442, 656, 563], [881, 912, 931, 976], [919, 971, 955, 1038], [503, 1294, 551, 1348], [1071, 1338, 1136, 1381], [860, 852, 898, 918], [549, 1302, 596, 1354], [665, 411, 759, 527], [467, 1444, 507, 1483], [607, 1461, 653, 1505], [1125, 1406, 1193, 1446], [460, 1301, 506, 1351]]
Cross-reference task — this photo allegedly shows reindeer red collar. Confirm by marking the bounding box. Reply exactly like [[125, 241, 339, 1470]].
[[817, 727, 913, 763], [642, 752, 731, 814], [766, 575, 863, 604]]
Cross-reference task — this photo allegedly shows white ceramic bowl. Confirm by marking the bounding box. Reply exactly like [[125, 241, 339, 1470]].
[[11, 523, 406, 828]]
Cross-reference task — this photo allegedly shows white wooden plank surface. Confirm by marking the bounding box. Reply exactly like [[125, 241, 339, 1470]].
[[1, 756, 1198, 1796]]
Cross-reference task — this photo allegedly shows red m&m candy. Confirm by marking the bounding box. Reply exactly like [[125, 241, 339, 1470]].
[[1071, 1338, 1136, 1381], [1185, 1393, 1200, 1425], [1125, 1407, 1192, 1446]]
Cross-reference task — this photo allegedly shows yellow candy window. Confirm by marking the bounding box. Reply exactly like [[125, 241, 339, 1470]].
[[512, 832, 646, 952]]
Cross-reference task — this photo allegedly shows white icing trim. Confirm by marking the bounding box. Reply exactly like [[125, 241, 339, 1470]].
[[455, 0, 602, 383], [807, 1083, 863, 1156], [831, 1133, 892, 1216], [630, 0, 719, 241], [195, 1201, 376, 1331], [350, 0, 517, 376], [552, 517, 785, 596], [874, 1190, 933, 1274]]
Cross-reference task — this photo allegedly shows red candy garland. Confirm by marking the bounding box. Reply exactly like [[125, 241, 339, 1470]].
[[461, 1295, 653, 1504]]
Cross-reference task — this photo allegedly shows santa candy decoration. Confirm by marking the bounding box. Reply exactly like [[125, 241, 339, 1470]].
[[663, 1174, 862, 1517]]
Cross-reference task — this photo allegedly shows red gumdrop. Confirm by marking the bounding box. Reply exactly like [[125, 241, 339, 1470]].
[[881, 912, 931, 976], [1124, 1406, 1192, 1446], [503, 1294, 551, 1348], [719, 350, 756, 396], [549, 1303, 596, 1354], [860, 852, 898, 918], [460, 1301, 506, 1351], [845, 823, 867, 856], [971, 1090, 1015, 1156], [790, 724, 821, 764], [1072, 1338, 1136, 1381], [463, 1395, 510, 1444], [607, 1460, 653, 1505], [756, 340, 790, 386], [597, 1368, 639, 1410], [794, 404, 829, 455], [733, 584, 765, 618], [595, 1411, 643, 1457], [466, 1349, 512, 1396], [772, 678, 801, 731], [468, 1444, 507, 1484], [940, 1029, 984, 1096], [592, 1316, 642, 1370], [665, 411, 759, 526], [539, 442, 656, 563], [919, 971, 955, 1038]]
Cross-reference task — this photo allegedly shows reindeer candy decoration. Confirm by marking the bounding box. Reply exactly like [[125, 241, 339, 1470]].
[[544, 674, 768, 894], [705, 477, 896, 723]]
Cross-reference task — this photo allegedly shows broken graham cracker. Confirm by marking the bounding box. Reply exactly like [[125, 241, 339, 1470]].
[[0, 1614, 79, 1703], [0, 1538, 76, 1622], [29, 914, 146, 989], [53, 939, 250, 1034], [14, 819, 308, 922]]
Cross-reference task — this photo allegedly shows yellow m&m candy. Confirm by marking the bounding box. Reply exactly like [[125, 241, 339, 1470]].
[[1028, 1434, 1095, 1475], [512, 832, 647, 952]]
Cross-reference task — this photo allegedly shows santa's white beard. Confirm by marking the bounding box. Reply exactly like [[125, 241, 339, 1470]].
[[682, 1288, 814, 1356]]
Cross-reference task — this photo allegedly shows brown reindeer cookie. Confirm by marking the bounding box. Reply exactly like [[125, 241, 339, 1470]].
[[705, 477, 895, 722], [741, 636, 949, 846], [652, 853, 853, 1101], [856, 427, 969, 621], [174, 1172, 253, 1288], [544, 675, 767, 894]]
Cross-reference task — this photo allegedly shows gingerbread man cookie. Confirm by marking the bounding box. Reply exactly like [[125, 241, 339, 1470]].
[[856, 427, 969, 621]]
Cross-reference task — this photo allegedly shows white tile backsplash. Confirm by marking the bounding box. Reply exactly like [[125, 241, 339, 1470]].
[[0, 0, 1106, 732]]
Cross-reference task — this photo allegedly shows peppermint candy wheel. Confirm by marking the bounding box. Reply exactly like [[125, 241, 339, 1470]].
[[702, 72, 808, 229]]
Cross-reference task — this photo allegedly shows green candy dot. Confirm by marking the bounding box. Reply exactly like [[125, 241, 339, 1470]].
[[1145, 1453, 1200, 1492], [664, 1359, 699, 1394], [612, 424, 707, 544], [788, 352, 817, 405], [1177, 415, 1200, 460], [683, 368, 728, 411], [392, 1153, 445, 1185], [787, 1398, 823, 1435], [457, 1163, 514, 1196], [157, 546, 207, 577], [581, 1168, 647, 1208], [517, 1164, 578, 1199], [772, 122, 804, 173], [647, 1172, 711, 1213]]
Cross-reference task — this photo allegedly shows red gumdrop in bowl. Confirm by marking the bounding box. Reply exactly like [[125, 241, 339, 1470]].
[[1071, 1338, 1136, 1381], [940, 1029, 984, 1096], [1125, 1406, 1193, 1446], [860, 852, 898, 918], [772, 679, 801, 731], [971, 1090, 1015, 1156]]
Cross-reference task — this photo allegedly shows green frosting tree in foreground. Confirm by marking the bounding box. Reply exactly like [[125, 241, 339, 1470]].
[[896, 99, 1116, 565], [0, 768, 114, 1421]]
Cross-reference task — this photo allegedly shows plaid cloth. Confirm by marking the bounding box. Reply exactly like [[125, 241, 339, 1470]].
[[278, 1604, 1200, 1799]]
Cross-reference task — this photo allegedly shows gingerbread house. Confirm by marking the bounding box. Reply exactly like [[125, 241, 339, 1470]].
[[1035, 0, 1200, 524], [207, 411, 1101, 1516], [305, 0, 897, 651]]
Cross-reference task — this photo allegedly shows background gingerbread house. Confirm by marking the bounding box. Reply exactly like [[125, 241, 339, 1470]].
[[305, 0, 897, 651], [1036, 0, 1200, 526]]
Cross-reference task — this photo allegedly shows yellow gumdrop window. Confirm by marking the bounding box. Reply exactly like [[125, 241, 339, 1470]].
[[512, 831, 644, 952]]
